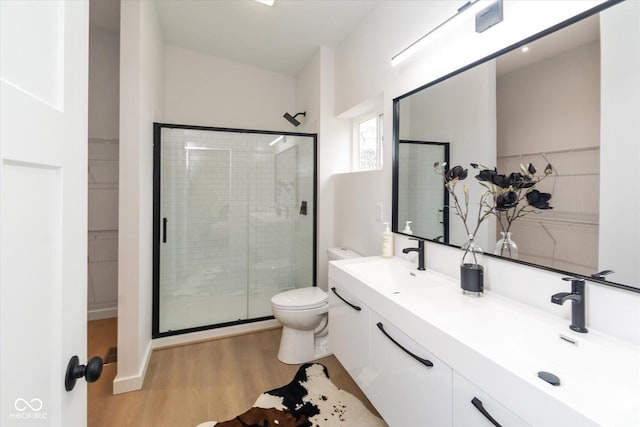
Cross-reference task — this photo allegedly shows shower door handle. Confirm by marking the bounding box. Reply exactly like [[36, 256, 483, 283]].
[[163, 218, 167, 243]]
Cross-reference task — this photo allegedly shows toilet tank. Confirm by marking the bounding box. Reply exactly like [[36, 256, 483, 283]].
[[327, 247, 361, 261]]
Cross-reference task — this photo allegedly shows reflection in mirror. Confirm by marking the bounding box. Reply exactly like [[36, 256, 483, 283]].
[[392, 0, 640, 291], [395, 141, 449, 242]]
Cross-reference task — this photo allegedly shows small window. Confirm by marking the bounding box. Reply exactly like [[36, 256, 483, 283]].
[[354, 114, 383, 171]]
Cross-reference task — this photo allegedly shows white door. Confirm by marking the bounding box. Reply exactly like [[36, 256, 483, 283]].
[[1, 1, 90, 426]]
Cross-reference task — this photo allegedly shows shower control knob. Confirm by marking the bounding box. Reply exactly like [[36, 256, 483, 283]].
[[65, 355, 103, 391]]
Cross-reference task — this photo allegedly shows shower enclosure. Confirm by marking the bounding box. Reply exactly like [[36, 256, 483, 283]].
[[152, 124, 316, 337]]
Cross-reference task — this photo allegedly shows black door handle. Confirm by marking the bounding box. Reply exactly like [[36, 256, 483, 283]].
[[65, 355, 103, 391], [330, 287, 361, 311], [162, 217, 167, 243], [471, 397, 502, 427], [376, 322, 433, 368]]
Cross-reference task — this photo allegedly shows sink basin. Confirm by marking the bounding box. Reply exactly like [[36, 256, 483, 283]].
[[340, 257, 450, 295], [425, 295, 640, 425]]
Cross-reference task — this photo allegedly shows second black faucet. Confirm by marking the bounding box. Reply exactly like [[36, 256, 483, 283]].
[[551, 277, 588, 333], [402, 238, 426, 271]]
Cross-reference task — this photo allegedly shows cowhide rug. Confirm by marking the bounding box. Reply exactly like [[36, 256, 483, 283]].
[[197, 363, 387, 427]]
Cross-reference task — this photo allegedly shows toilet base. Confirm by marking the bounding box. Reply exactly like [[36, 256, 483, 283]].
[[277, 327, 332, 364]]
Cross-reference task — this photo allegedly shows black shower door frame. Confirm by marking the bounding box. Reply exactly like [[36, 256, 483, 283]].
[[152, 122, 318, 338]]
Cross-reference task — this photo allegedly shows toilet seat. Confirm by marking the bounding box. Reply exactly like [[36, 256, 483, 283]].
[[271, 287, 327, 310]]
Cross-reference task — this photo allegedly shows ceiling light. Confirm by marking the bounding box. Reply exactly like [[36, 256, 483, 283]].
[[391, 0, 500, 66], [521, 46, 530, 53], [255, 0, 275, 6]]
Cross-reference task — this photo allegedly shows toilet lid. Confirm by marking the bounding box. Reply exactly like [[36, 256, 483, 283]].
[[271, 287, 328, 310]]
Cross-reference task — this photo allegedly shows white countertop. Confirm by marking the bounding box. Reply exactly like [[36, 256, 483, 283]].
[[329, 256, 640, 426]]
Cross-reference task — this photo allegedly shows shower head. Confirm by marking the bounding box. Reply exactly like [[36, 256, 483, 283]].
[[283, 112, 306, 127]]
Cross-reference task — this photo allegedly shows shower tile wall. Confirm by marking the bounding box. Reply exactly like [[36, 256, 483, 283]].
[[397, 143, 446, 240], [248, 141, 289, 317], [158, 128, 314, 334], [294, 141, 314, 289]]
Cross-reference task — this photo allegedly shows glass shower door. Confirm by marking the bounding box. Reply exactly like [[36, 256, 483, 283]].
[[247, 136, 316, 318], [153, 125, 316, 337]]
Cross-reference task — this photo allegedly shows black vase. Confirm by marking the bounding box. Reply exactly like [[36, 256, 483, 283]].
[[461, 263, 484, 295], [460, 235, 484, 296]]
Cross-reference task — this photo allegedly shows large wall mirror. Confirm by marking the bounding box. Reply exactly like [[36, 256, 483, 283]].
[[392, 0, 640, 292]]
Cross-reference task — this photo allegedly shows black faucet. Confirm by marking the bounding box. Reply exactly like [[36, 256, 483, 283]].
[[551, 277, 588, 333], [402, 238, 425, 271]]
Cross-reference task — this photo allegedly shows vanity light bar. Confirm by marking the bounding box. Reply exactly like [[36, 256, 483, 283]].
[[391, 0, 498, 67]]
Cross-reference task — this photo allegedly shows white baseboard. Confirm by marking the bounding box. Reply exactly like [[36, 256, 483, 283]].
[[112, 340, 153, 395], [152, 319, 281, 350], [88, 306, 117, 321]]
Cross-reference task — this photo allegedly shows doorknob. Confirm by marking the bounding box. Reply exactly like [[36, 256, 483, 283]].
[[65, 355, 103, 391]]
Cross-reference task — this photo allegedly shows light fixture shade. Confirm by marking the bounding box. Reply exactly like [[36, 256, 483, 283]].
[[391, 0, 498, 66], [255, 0, 275, 6]]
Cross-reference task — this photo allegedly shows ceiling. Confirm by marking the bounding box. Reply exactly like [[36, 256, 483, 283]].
[[90, 0, 381, 77]]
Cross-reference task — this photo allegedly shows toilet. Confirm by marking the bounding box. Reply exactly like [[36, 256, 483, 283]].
[[271, 247, 361, 364]]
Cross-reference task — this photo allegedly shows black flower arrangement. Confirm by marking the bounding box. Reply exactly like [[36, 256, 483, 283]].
[[473, 162, 554, 235], [433, 163, 493, 239], [434, 161, 554, 238]]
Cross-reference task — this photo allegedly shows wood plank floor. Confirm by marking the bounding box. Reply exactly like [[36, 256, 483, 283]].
[[88, 320, 378, 427]]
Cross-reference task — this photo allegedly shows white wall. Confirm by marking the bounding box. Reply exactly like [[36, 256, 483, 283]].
[[317, 47, 352, 289], [163, 45, 296, 131], [295, 47, 352, 290], [332, 0, 640, 344], [294, 49, 320, 134], [333, 170, 387, 257], [116, 0, 164, 394]]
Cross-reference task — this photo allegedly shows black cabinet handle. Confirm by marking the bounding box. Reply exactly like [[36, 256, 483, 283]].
[[162, 218, 167, 243], [471, 397, 502, 427], [330, 287, 361, 311], [376, 322, 433, 368]]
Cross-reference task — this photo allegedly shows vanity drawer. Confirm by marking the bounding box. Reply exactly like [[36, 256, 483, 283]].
[[369, 312, 453, 427], [453, 371, 530, 427]]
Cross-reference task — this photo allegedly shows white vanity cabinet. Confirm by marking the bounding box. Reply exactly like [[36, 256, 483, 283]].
[[452, 372, 530, 427], [329, 278, 453, 426], [328, 257, 640, 426], [369, 312, 453, 427], [328, 284, 371, 390]]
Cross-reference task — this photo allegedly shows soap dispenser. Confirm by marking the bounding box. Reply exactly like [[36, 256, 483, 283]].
[[403, 221, 413, 235], [382, 222, 394, 258]]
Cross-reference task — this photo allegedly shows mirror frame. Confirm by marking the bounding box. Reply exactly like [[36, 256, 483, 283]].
[[391, 0, 639, 294]]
